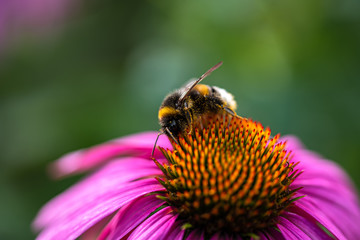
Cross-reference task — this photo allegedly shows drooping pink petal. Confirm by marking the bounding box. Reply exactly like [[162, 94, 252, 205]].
[[99, 194, 165, 240], [281, 211, 332, 239], [283, 135, 353, 186], [294, 168, 360, 235], [149, 215, 178, 240], [162, 218, 185, 239], [34, 157, 163, 230], [276, 216, 312, 240], [292, 152, 353, 188], [294, 177, 356, 204], [35, 179, 163, 240], [282, 136, 360, 239], [300, 186, 359, 219], [292, 200, 346, 240], [298, 196, 359, 239], [127, 206, 179, 240], [280, 135, 303, 151], [33, 158, 165, 239], [51, 131, 171, 177], [78, 213, 115, 240]]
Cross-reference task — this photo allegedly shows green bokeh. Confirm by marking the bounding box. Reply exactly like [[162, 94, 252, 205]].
[[1, 0, 359, 239]]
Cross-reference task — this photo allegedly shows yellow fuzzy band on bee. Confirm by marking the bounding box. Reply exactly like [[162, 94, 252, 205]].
[[158, 106, 178, 119], [194, 84, 210, 96]]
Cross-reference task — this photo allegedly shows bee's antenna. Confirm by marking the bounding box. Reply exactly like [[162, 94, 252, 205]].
[[151, 131, 163, 159], [178, 61, 223, 104]]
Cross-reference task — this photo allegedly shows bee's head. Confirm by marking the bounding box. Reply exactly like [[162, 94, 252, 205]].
[[158, 91, 186, 139], [158, 108, 188, 140]]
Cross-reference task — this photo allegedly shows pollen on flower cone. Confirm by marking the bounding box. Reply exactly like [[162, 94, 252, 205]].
[[155, 115, 301, 236]]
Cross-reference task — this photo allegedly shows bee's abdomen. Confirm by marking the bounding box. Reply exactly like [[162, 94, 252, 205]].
[[211, 86, 237, 111]]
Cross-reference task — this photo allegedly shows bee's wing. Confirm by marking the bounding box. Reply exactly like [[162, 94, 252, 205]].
[[178, 78, 197, 95], [181, 78, 198, 88], [178, 61, 223, 104]]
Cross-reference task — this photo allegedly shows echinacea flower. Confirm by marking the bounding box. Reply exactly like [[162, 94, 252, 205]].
[[33, 116, 360, 239]]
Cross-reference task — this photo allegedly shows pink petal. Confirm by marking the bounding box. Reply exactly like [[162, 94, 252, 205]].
[[276, 224, 301, 239], [150, 216, 178, 240], [300, 196, 360, 239], [128, 206, 178, 240], [283, 135, 353, 186], [298, 186, 359, 217], [34, 157, 163, 230], [292, 150, 353, 186], [283, 136, 360, 239], [292, 201, 347, 240], [162, 219, 185, 239], [79, 213, 115, 240], [281, 211, 332, 239], [280, 135, 303, 151], [99, 194, 165, 240], [33, 158, 165, 240], [51, 131, 172, 177], [277, 216, 311, 240], [294, 176, 360, 225], [36, 179, 163, 240]]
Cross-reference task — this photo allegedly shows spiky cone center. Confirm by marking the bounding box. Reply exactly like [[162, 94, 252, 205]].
[[155, 115, 302, 237]]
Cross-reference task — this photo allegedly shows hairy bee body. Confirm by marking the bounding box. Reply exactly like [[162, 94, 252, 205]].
[[151, 62, 241, 156], [158, 83, 237, 140]]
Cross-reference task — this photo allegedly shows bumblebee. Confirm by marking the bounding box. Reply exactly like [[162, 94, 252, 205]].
[[153, 62, 240, 153]]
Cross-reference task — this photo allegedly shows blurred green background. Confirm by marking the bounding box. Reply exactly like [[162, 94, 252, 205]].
[[1, 0, 360, 239]]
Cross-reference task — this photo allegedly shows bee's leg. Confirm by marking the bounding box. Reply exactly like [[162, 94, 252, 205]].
[[222, 105, 247, 120], [214, 104, 231, 126], [185, 109, 193, 135], [183, 101, 194, 135], [223, 106, 236, 117], [216, 104, 246, 127]]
